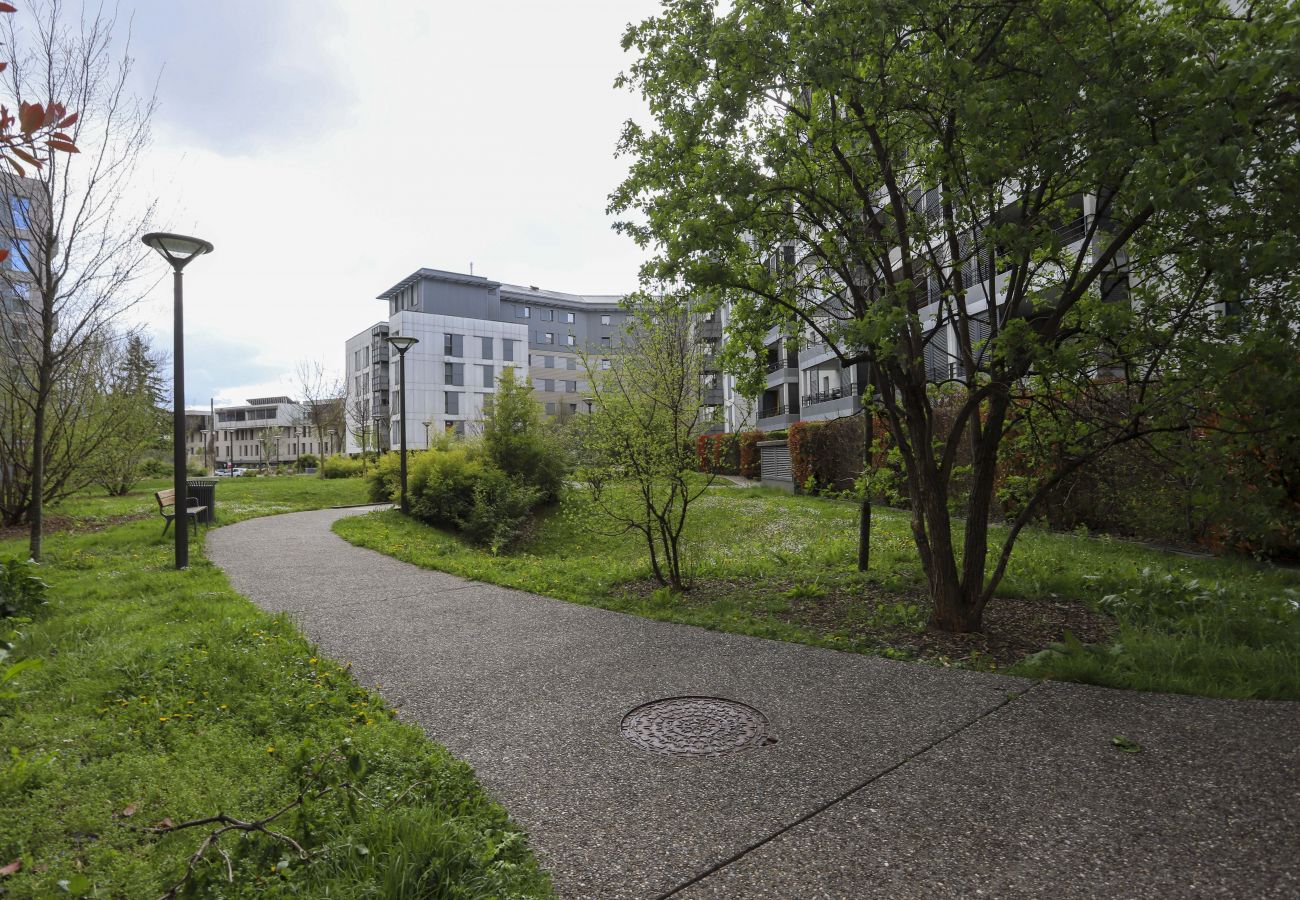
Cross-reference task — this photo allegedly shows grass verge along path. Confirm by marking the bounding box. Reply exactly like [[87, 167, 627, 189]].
[[0, 477, 551, 899], [334, 486, 1300, 700]]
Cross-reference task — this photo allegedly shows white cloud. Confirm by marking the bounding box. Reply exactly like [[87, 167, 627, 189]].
[[116, 0, 662, 405]]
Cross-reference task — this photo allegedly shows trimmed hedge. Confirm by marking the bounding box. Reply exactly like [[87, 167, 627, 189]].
[[738, 431, 764, 479], [695, 433, 740, 475]]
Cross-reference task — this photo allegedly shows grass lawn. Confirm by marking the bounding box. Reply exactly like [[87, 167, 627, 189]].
[[334, 484, 1300, 700], [0, 476, 551, 899]]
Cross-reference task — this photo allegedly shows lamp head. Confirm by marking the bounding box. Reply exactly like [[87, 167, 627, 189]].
[[386, 334, 418, 353], [142, 232, 214, 271]]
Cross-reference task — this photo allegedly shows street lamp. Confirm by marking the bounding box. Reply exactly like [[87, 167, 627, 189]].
[[385, 334, 418, 514], [373, 413, 387, 454], [142, 231, 214, 570], [583, 396, 595, 415]]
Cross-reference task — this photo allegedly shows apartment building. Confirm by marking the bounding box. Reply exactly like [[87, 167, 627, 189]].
[[212, 396, 341, 468], [723, 193, 1121, 435], [184, 410, 214, 466], [350, 268, 631, 451]]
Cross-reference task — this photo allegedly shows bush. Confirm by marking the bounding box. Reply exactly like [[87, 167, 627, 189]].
[[695, 433, 739, 474], [366, 453, 403, 503], [139, 456, 170, 478], [321, 456, 365, 479], [788, 417, 866, 495], [296, 453, 319, 471], [0, 557, 47, 619], [408, 446, 488, 527], [405, 444, 543, 551], [482, 367, 568, 501], [461, 468, 543, 553], [185, 458, 207, 477], [738, 431, 763, 478]]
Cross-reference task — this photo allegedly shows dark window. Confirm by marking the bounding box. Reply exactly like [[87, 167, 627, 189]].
[[541, 308, 554, 322], [566, 357, 577, 371], [480, 336, 493, 358], [481, 364, 494, 387], [444, 362, 464, 386], [444, 333, 463, 357], [503, 340, 515, 362], [541, 379, 554, 392], [445, 392, 460, 415]]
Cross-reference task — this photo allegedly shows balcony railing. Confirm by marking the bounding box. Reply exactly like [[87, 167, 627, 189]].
[[801, 383, 859, 407], [758, 402, 798, 420], [766, 357, 799, 374]]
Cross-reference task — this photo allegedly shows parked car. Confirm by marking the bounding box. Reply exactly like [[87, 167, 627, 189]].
[[215, 467, 247, 477]]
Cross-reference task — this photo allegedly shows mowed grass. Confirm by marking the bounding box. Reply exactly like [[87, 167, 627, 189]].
[[0, 476, 550, 899], [334, 485, 1300, 699]]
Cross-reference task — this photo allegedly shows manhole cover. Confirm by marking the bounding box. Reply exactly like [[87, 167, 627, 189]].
[[620, 696, 774, 758]]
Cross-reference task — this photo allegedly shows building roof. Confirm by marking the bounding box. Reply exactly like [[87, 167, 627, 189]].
[[375, 267, 627, 308]]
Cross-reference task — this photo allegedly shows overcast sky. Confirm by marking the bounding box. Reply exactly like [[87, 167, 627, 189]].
[[90, 0, 661, 407]]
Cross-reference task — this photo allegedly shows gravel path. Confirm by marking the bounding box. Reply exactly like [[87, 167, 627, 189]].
[[208, 507, 1300, 899]]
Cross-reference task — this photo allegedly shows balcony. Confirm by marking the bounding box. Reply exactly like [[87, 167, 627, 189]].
[[801, 383, 859, 407]]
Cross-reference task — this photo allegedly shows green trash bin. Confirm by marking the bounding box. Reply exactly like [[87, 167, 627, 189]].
[[187, 479, 217, 525]]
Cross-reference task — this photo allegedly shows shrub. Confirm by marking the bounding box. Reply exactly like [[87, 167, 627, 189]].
[[738, 431, 763, 478], [296, 453, 319, 471], [139, 456, 170, 478], [695, 433, 739, 474], [408, 446, 488, 527], [366, 453, 404, 503], [185, 458, 207, 477], [321, 456, 365, 479], [482, 367, 568, 500], [0, 557, 47, 619], [460, 468, 544, 553], [788, 417, 866, 495]]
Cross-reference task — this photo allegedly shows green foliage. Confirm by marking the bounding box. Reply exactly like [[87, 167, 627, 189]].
[[0, 557, 47, 619], [296, 453, 319, 471], [577, 301, 716, 590], [481, 367, 567, 501], [408, 446, 489, 527], [0, 480, 549, 898], [320, 456, 364, 479], [366, 453, 404, 504], [461, 468, 544, 555]]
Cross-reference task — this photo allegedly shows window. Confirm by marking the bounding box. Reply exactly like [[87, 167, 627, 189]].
[[601, 336, 612, 348], [704, 310, 715, 322], [565, 334, 576, 346], [542, 355, 555, 368], [541, 308, 554, 322], [564, 312, 575, 324], [569, 403, 577, 413], [516, 305, 530, 319], [480, 336, 493, 359], [444, 362, 464, 386], [444, 333, 463, 356], [363, 346, 370, 367], [8, 239, 30, 273], [600, 358, 611, 370], [563, 380, 577, 392], [445, 392, 460, 415], [480, 364, 494, 387], [601, 314, 611, 326], [9, 195, 29, 230], [541, 332, 555, 345], [541, 379, 554, 392], [544, 401, 556, 415], [503, 340, 516, 362]]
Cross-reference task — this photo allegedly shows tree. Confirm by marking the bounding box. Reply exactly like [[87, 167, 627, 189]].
[[344, 395, 372, 466], [86, 331, 166, 495], [576, 298, 716, 591], [294, 359, 343, 473], [612, 0, 1298, 630], [0, 0, 155, 558], [480, 365, 565, 501]]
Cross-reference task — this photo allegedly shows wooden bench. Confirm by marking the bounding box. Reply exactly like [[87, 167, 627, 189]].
[[155, 488, 207, 537]]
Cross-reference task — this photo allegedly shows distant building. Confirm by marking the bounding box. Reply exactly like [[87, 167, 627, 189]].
[[212, 396, 342, 468], [348, 268, 631, 451], [184, 409, 214, 467]]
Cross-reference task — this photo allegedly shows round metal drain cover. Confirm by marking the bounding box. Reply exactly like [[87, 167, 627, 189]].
[[620, 696, 773, 758]]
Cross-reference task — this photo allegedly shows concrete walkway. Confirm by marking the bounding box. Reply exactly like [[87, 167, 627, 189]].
[[208, 508, 1300, 899]]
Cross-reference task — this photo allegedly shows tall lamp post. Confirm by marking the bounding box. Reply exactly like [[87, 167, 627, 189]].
[[385, 334, 418, 514], [142, 232, 214, 570]]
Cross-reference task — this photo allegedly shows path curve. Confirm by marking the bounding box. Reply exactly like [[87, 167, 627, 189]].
[[208, 507, 1300, 899]]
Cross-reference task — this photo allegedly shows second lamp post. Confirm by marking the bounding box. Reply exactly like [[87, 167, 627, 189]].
[[385, 334, 418, 514]]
